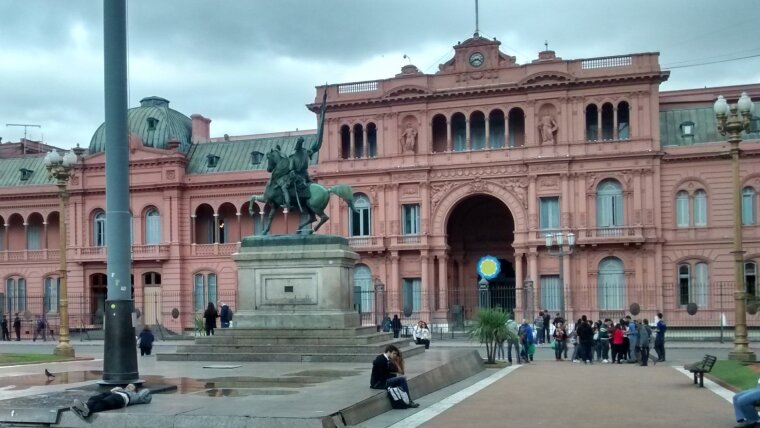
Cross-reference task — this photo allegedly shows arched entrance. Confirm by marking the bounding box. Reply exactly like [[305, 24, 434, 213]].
[[446, 194, 515, 319]]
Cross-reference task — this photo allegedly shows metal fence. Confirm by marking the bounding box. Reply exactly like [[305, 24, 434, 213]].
[[354, 282, 760, 340]]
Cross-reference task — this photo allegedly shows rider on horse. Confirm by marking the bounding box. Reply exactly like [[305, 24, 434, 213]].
[[288, 137, 315, 202]]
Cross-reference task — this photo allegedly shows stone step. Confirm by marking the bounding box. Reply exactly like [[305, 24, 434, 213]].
[[158, 344, 425, 363], [193, 333, 391, 346], [174, 340, 414, 355], [211, 326, 380, 338]]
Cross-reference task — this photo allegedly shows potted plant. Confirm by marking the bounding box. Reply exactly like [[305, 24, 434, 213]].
[[468, 308, 517, 364]]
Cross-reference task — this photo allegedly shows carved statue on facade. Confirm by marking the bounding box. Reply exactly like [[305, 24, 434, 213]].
[[400, 125, 418, 153], [538, 115, 558, 145], [248, 91, 356, 235]]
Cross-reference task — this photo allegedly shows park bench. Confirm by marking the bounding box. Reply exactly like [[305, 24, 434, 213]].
[[684, 354, 717, 387]]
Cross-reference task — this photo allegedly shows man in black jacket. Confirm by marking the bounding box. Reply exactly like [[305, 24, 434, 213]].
[[576, 315, 594, 364], [370, 345, 420, 408]]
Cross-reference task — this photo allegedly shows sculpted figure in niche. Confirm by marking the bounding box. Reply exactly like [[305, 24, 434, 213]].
[[400, 125, 418, 153], [538, 115, 558, 145]]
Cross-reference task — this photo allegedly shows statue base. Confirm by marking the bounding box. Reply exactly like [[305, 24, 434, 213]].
[[233, 234, 360, 329]]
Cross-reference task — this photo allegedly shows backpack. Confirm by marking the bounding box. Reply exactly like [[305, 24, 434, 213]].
[[387, 386, 410, 409]]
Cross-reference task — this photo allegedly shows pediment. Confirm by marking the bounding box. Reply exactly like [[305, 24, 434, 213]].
[[518, 71, 575, 86], [384, 85, 431, 98]]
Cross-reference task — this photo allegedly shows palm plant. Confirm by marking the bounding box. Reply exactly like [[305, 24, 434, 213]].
[[468, 308, 518, 364]]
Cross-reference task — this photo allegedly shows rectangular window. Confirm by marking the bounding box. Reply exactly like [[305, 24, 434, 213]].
[[676, 193, 690, 227], [402, 204, 420, 235], [694, 191, 707, 226], [678, 264, 690, 306], [44, 277, 60, 314], [145, 212, 161, 245], [695, 262, 708, 308], [402, 278, 422, 315], [743, 189, 756, 226], [194, 274, 205, 312], [207, 273, 217, 306], [5, 278, 27, 314], [539, 197, 560, 231], [539, 275, 561, 312]]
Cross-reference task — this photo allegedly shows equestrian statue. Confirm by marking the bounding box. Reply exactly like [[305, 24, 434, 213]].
[[248, 91, 355, 235]]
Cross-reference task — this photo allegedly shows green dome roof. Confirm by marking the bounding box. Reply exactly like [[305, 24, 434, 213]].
[[88, 96, 192, 154]]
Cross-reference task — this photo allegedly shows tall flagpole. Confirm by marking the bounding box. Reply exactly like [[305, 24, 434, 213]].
[[475, 0, 479, 35]]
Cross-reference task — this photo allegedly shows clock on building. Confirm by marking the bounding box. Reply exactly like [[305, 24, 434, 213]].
[[469, 52, 485, 68]]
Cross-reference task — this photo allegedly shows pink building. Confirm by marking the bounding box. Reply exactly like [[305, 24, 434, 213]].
[[0, 34, 758, 333]]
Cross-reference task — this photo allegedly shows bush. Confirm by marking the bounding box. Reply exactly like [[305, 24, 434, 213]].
[[468, 308, 517, 364]]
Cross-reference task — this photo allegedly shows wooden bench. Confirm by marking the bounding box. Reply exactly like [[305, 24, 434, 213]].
[[685, 354, 717, 387]]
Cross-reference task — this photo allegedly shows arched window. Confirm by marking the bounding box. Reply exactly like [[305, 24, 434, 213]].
[[193, 272, 217, 312], [431, 114, 448, 153], [617, 101, 630, 140], [5, 277, 26, 314], [743, 187, 756, 225], [350, 194, 371, 237], [367, 123, 377, 158], [26, 214, 43, 251], [489, 110, 506, 149], [676, 191, 690, 227], [507, 108, 525, 147], [470, 111, 486, 150], [340, 125, 351, 160], [596, 179, 624, 232], [598, 257, 624, 310], [353, 264, 373, 320], [353, 124, 364, 158], [601, 103, 614, 140], [93, 210, 106, 246], [585, 104, 598, 141], [44, 276, 60, 314], [451, 113, 467, 152], [145, 208, 161, 245], [747, 261, 758, 296], [693, 190, 707, 226]]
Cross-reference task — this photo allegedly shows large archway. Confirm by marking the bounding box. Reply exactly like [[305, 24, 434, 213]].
[[446, 194, 515, 319]]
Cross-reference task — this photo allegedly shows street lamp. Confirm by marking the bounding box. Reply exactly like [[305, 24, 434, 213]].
[[44, 150, 78, 358], [545, 231, 576, 317], [714, 91, 756, 362]]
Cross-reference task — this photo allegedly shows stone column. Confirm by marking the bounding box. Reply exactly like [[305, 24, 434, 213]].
[[597, 108, 602, 141], [438, 252, 448, 311], [528, 175, 537, 230], [190, 215, 196, 244], [465, 119, 471, 151], [528, 251, 539, 316], [236, 212, 242, 243], [633, 170, 643, 225], [349, 127, 355, 159], [458, 255, 467, 290], [613, 107, 619, 140], [514, 251, 524, 320], [561, 173, 570, 228], [446, 119, 452, 152], [213, 214, 219, 244], [363, 127, 369, 158], [390, 251, 400, 313], [23, 222, 28, 250], [43, 221, 48, 250], [3, 223, 8, 251], [484, 117, 490, 149], [505, 114, 511, 147], [421, 251, 430, 315]]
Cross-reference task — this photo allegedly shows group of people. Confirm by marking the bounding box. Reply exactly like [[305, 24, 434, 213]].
[[201, 302, 233, 336], [0, 313, 50, 342], [0, 314, 21, 341], [380, 315, 432, 350]]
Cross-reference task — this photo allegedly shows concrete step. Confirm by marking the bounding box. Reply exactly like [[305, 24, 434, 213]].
[[212, 326, 380, 338], [158, 344, 425, 363], [193, 333, 392, 346]]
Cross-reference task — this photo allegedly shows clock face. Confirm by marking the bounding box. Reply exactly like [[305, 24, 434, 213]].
[[469, 52, 485, 68]]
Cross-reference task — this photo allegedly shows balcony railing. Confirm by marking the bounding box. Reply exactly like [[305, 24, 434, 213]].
[[190, 243, 240, 257], [389, 234, 427, 248], [534, 226, 644, 244], [132, 244, 170, 260], [0, 249, 60, 262], [347, 236, 385, 251]]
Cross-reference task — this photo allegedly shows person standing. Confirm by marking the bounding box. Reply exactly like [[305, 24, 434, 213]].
[[391, 315, 402, 339], [542, 310, 551, 344], [625, 315, 639, 362], [611, 322, 625, 364], [505, 316, 521, 364], [534, 312, 545, 344], [219, 303, 232, 329], [203, 303, 218, 336], [519, 319, 534, 363], [654, 312, 667, 362], [12, 313, 21, 341], [553, 322, 567, 361], [137, 325, 155, 356], [370, 345, 420, 408], [599, 319, 611, 363], [33, 315, 47, 342], [1, 316, 9, 341], [577, 316, 594, 364]]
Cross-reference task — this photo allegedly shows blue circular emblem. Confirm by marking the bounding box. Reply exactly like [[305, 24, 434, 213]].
[[477, 256, 501, 281]]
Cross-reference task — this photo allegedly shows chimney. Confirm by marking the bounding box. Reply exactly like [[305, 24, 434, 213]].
[[191, 114, 211, 144]]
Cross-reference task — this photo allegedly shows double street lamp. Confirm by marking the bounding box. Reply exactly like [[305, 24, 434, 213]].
[[545, 231, 576, 317], [44, 150, 78, 358], [714, 92, 756, 362]]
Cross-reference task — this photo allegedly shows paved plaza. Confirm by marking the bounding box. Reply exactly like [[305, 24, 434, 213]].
[[0, 339, 750, 427]]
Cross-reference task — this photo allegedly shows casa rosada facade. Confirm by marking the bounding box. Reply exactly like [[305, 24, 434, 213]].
[[1, 34, 759, 332]]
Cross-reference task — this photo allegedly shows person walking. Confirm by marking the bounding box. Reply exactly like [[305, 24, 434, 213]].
[[534, 312, 545, 344], [12, 313, 21, 341], [370, 345, 420, 408], [654, 312, 667, 362], [203, 303, 218, 336], [519, 319, 534, 363], [638, 319, 653, 366], [553, 322, 567, 361], [542, 310, 551, 344], [611, 322, 625, 364], [1, 316, 9, 341], [33, 315, 47, 342], [391, 315, 402, 339], [137, 325, 155, 356], [505, 316, 521, 364]]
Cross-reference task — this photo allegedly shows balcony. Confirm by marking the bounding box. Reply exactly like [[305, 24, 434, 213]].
[[190, 243, 240, 257], [132, 244, 170, 261], [347, 236, 385, 252], [0, 249, 60, 262], [72, 246, 106, 262], [577, 226, 644, 245], [389, 234, 428, 249]]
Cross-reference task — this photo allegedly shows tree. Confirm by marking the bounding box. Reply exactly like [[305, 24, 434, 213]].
[[468, 308, 517, 364]]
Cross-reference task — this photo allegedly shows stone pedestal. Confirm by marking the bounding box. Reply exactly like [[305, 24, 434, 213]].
[[233, 234, 360, 329]]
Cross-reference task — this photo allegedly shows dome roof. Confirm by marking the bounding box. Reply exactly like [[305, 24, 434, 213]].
[[88, 96, 192, 154]]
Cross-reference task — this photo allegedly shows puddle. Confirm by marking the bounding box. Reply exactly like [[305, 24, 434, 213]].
[[0, 369, 361, 397]]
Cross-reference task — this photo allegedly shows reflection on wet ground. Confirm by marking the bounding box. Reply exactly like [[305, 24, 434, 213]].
[[0, 369, 364, 397]]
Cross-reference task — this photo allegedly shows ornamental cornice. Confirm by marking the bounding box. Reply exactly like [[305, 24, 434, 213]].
[[429, 164, 527, 179]]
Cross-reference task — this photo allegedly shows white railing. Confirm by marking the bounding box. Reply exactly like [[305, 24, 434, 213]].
[[581, 55, 632, 70], [338, 81, 379, 94]]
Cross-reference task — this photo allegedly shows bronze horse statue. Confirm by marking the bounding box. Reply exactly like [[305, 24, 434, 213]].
[[249, 148, 355, 235]]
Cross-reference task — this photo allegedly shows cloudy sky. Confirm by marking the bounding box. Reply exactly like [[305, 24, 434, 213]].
[[1, 0, 759, 149]]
